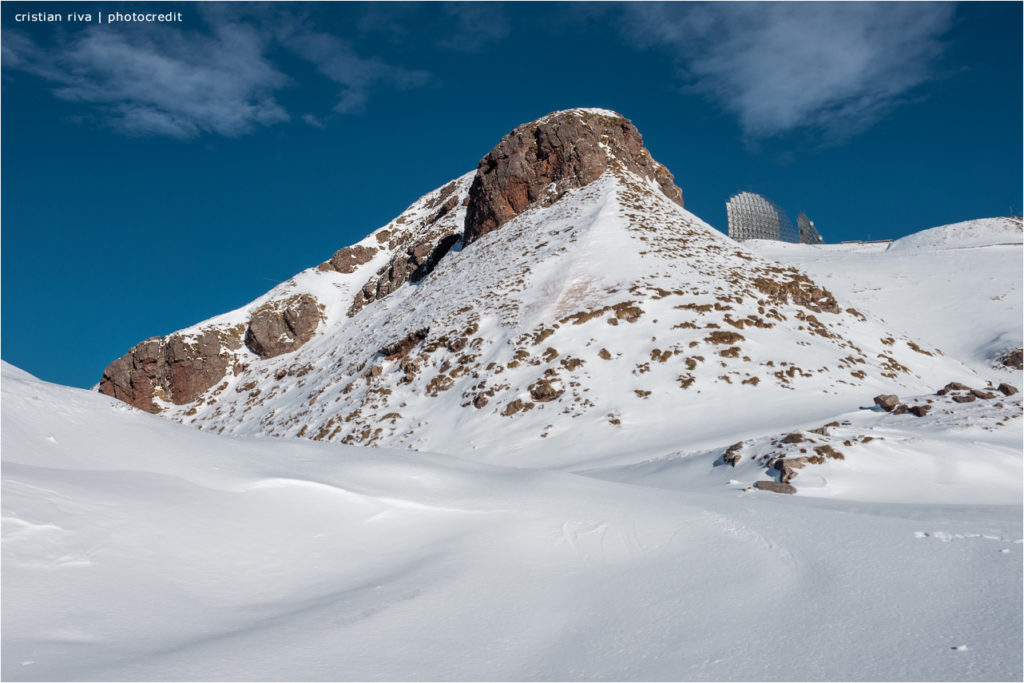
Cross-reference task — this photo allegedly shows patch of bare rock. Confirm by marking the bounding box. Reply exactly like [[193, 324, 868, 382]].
[[754, 480, 797, 495], [245, 294, 323, 360]]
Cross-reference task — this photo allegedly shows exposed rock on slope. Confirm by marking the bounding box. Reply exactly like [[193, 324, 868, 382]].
[[99, 327, 244, 412], [318, 244, 376, 274], [245, 294, 324, 359], [464, 109, 683, 244]]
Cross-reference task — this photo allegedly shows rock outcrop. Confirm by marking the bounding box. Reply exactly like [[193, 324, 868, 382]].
[[318, 244, 377, 274], [463, 109, 683, 245], [350, 234, 460, 315], [722, 442, 743, 467], [873, 394, 900, 411], [99, 293, 323, 413], [99, 327, 244, 413], [997, 348, 1023, 370], [755, 480, 796, 495], [998, 383, 1019, 396], [245, 294, 324, 360]]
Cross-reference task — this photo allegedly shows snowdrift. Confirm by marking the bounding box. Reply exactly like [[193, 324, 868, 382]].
[[3, 362, 1022, 681]]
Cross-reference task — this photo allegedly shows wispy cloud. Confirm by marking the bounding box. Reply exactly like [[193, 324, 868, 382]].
[[3, 21, 289, 138], [301, 113, 326, 129], [436, 3, 510, 52], [621, 2, 957, 140], [2, 6, 431, 138], [355, 2, 509, 52], [273, 13, 430, 114]]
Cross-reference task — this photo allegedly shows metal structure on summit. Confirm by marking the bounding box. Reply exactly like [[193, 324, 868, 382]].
[[726, 192, 798, 243]]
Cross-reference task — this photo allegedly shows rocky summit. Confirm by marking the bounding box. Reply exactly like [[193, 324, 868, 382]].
[[463, 108, 683, 244], [97, 108, 989, 466]]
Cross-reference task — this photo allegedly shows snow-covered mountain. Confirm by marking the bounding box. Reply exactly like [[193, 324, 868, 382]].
[[4, 108, 1022, 681], [96, 109, 1000, 470]]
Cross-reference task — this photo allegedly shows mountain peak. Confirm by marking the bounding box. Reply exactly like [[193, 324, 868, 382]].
[[463, 108, 683, 244]]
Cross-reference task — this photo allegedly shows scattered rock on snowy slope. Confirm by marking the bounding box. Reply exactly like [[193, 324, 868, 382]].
[[874, 394, 900, 411], [997, 347, 1023, 370], [722, 442, 743, 467], [997, 383, 1019, 396], [529, 378, 563, 402], [775, 457, 809, 484], [755, 480, 797, 494], [937, 382, 972, 395]]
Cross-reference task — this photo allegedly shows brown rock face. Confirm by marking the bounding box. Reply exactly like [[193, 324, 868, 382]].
[[318, 244, 377, 274], [245, 294, 323, 359], [99, 327, 243, 413], [463, 109, 683, 245], [350, 234, 460, 315]]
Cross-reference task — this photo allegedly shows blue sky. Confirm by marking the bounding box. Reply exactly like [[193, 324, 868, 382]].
[[2, 1, 1021, 388]]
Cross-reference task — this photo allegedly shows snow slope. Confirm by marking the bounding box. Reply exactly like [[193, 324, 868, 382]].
[[585, 385, 1023, 505], [3, 362, 1021, 681], [746, 217, 1023, 375]]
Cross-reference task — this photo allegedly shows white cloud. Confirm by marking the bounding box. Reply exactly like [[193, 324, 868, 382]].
[[3, 7, 432, 138], [301, 113, 326, 129], [622, 2, 957, 139], [4, 22, 289, 139]]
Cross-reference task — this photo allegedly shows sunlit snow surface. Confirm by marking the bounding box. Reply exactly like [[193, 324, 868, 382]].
[[746, 217, 1023, 374], [2, 362, 1021, 681]]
